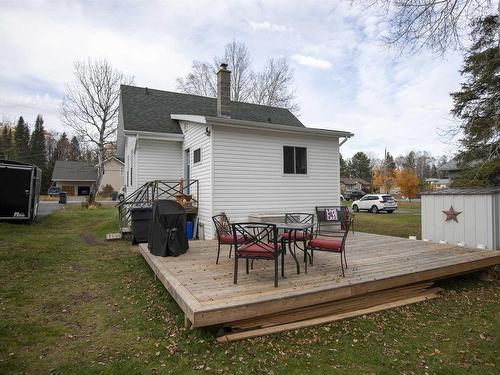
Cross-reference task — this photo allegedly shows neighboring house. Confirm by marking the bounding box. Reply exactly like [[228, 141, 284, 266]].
[[438, 159, 461, 181], [100, 157, 124, 192], [425, 178, 450, 190], [51, 160, 96, 196], [340, 177, 370, 193], [117, 64, 353, 239]]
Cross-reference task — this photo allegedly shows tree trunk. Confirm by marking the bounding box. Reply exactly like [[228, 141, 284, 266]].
[[88, 148, 104, 205]]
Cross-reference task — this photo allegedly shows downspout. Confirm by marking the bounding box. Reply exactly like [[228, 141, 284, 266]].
[[339, 135, 352, 147]]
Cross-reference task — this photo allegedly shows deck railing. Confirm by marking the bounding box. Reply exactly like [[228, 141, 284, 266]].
[[117, 179, 199, 228]]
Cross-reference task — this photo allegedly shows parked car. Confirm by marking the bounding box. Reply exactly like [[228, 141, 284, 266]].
[[344, 189, 366, 201], [118, 186, 126, 201], [351, 194, 398, 214], [48, 186, 62, 196]]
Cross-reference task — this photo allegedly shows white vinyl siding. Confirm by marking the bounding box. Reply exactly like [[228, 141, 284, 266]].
[[422, 193, 499, 249], [136, 139, 182, 186], [181, 122, 212, 240], [124, 136, 138, 193], [211, 125, 340, 237]]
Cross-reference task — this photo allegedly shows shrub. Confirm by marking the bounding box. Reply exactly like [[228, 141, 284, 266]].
[[99, 184, 114, 198]]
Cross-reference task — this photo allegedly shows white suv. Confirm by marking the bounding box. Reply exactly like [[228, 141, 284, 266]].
[[351, 194, 398, 214]]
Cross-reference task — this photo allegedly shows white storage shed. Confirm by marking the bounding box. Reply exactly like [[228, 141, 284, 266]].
[[421, 187, 500, 250]]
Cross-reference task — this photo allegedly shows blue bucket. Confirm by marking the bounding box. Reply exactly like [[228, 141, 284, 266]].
[[186, 221, 193, 240]]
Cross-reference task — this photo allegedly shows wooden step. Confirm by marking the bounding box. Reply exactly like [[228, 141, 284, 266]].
[[106, 233, 122, 241]]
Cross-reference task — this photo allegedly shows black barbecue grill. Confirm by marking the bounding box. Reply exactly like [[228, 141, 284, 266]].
[[148, 200, 189, 257]]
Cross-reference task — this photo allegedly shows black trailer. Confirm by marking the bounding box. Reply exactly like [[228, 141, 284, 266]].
[[0, 160, 42, 222]]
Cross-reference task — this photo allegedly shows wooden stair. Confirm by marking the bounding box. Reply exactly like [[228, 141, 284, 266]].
[[105, 226, 132, 241]]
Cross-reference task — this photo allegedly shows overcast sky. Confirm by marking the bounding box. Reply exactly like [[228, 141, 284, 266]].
[[0, 0, 467, 159]]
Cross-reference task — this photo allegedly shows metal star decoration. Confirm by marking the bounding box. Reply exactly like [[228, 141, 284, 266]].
[[442, 205, 462, 223]]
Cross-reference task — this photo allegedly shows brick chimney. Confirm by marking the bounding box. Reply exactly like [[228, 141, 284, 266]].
[[217, 63, 231, 118]]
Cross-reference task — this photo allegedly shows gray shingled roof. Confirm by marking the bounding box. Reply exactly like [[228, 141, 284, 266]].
[[421, 187, 500, 195], [52, 160, 97, 181], [438, 159, 459, 171], [341, 177, 370, 185], [120, 85, 304, 133]]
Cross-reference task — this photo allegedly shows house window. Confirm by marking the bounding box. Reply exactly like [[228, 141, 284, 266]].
[[193, 148, 201, 164], [283, 146, 307, 174]]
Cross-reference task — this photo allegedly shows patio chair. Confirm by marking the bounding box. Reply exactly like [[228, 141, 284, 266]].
[[231, 223, 283, 287], [282, 213, 314, 264], [305, 207, 353, 277], [315, 206, 354, 235], [212, 213, 247, 264]]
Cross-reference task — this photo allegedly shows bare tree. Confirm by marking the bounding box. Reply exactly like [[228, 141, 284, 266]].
[[176, 61, 217, 98], [176, 41, 299, 112], [365, 0, 495, 54], [61, 58, 133, 204], [215, 41, 254, 102], [250, 57, 299, 113]]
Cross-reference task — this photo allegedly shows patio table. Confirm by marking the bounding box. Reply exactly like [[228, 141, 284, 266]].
[[276, 222, 314, 274]]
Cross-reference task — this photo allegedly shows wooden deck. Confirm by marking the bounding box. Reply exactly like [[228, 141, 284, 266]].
[[138, 232, 500, 328]]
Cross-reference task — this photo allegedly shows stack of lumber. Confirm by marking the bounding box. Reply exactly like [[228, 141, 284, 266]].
[[217, 282, 441, 342]]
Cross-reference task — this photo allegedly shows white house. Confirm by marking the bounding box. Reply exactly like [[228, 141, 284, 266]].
[[99, 157, 124, 192], [117, 64, 353, 239]]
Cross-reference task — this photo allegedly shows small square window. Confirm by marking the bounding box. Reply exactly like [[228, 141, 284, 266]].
[[193, 148, 201, 164], [283, 146, 307, 174]]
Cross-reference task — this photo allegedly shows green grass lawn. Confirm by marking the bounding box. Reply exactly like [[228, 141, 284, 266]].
[[345, 200, 422, 239], [0, 207, 498, 374]]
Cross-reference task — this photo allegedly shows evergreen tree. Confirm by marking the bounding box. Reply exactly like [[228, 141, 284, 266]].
[[431, 164, 439, 178], [54, 132, 71, 161], [29, 115, 47, 167], [0, 123, 13, 159], [69, 136, 81, 160], [349, 152, 372, 181], [13, 116, 30, 162], [339, 153, 348, 177], [404, 151, 416, 170], [450, 15, 500, 186], [385, 151, 396, 170]]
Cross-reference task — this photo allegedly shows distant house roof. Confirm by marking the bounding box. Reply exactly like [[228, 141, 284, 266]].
[[341, 177, 370, 186], [52, 160, 97, 182], [425, 178, 450, 184], [421, 187, 500, 195], [120, 85, 305, 134], [438, 159, 459, 172]]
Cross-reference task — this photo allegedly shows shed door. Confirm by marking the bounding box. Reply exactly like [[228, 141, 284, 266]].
[[62, 185, 75, 196]]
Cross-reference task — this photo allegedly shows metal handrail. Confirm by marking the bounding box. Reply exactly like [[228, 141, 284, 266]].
[[117, 179, 199, 228]]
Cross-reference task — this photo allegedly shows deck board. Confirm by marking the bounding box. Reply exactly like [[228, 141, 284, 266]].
[[138, 232, 500, 327]]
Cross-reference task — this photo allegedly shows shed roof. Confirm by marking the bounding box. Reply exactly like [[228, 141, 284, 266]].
[[52, 160, 97, 182], [421, 187, 500, 195], [120, 85, 305, 134]]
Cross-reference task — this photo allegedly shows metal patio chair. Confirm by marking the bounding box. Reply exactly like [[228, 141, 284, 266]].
[[305, 207, 353, 277], [212, 213, 246, 264], [231, 222, 283, 287]]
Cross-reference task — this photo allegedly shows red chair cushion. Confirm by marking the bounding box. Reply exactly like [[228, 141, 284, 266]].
[[308, 238, 342, 252], [237, 243, 278, 258], [281, 231, 313, 241], [219, 234, 247, 244]]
